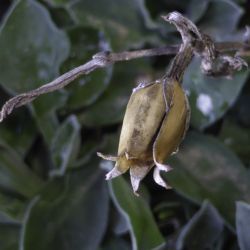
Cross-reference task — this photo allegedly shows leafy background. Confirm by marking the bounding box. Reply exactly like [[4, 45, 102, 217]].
[[0, 0, 249, 249]]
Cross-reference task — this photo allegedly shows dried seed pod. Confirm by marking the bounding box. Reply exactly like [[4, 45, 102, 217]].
[[97, 11, 206, 194], [98, 78, 190, 194]]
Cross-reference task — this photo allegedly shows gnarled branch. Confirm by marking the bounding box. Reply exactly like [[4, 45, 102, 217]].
[[0, 12, 249, 122]]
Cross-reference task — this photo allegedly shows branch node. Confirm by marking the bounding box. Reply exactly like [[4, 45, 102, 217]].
[[92, 51, 112, 67]]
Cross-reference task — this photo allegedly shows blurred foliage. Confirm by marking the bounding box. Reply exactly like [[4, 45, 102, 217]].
[[0, 0, 249, 249]]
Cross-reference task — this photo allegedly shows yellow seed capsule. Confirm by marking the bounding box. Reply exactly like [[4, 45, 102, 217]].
[[98, 78, 190, 194]]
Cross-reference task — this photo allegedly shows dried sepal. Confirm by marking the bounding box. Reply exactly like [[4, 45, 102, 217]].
[[153, 166, 172, 189], [97, 152, 117, 161], [105, 165, 124, 180], [130, 165, 153, 195]]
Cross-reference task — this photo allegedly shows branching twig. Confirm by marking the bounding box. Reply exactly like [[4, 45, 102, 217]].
[[0, 25, 249, 122]]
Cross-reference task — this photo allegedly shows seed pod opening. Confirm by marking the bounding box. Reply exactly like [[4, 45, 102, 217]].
[[98, 78, 190, 194]]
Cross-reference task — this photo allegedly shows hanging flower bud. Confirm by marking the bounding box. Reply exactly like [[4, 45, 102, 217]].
[[98, 78, 190, 194]]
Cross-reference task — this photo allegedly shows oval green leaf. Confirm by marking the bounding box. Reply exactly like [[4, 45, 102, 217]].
[[165, 132, 250, 227], [177, 201, 224, 250], [236, 201, 250, 250], [183, 58, 249, 129], [20, 168, 109, 250], [109, 174, 165, 250]]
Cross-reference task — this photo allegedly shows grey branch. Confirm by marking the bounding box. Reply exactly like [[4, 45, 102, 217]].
[[0, 14, 249, 122]]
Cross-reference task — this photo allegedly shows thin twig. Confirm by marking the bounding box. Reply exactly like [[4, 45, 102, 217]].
[[0, 41, 249, 122]]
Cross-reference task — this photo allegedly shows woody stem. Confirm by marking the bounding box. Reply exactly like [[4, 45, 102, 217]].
[[0, 12, 249, 122], [164, 44, 194, 82]]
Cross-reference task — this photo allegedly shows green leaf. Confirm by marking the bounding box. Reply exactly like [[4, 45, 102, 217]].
[[236, 201, 250, 250], [176, 201, 224, 250], [219, 119, 250, 166], [0, 107, 36, 156], [100, 237, 131, 250], [0, 0, 69, 93], [111, 206, 129, 235], [165, 132, 250, 227], [139, 0, 203, 38], [61, 26, 112, 111], [73, 139, 102, 169], [47, 6, 75, 28], [78, 60, 152, 126], [96, 134, 164, 249], [31, 91, 68, 145], [0, 144, 44, 198], [69, 0, 150, 50], [183, 58, 249, 129], [50, 115, 81, 176], [136, 0, 159, 30], [186, 0, 209, 22], [0, 0, 70, 144], [109, 174, 165, 250], [0, 192, 26, 222], [32, 111, 59, 146], [44, 0, 76, 7], [198, 0, 243, 40], [20, 167, 109, 250], [234, 94, 250, 127], [0, 223, 20, 250]]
